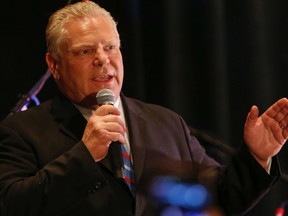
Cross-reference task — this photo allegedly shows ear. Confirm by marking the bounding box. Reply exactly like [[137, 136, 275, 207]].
[[46, 52, 60, 80]]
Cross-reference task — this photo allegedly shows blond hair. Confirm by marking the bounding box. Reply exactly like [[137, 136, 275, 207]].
[[46, 1, 119, 61]]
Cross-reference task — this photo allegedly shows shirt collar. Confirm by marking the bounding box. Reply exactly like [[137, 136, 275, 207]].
[[74, 97, 121, 121]]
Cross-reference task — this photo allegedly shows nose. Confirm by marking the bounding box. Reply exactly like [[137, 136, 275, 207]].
[[93, 48, 110, 67]]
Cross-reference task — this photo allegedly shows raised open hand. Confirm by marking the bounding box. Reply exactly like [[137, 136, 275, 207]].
[[244, 98, 288, 169]]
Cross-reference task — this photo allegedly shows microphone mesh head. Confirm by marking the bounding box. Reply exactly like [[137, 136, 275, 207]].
[[96, 89, 115, 105]]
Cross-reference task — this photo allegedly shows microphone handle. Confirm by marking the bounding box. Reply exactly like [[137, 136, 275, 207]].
[[108, 142, 124, 179]]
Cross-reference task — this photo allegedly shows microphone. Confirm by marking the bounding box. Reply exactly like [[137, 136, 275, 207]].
[[96, 89, 124, 179], [96, 89, 115, 106]]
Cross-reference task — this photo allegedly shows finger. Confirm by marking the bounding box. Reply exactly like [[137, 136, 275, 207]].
[[103, 121, 127, 135], [248, 105, 259, 121], [245, 105, 259, 128], [282, 128, 288, 140], [93, 105, 121, 116], [108, 132, 127, 144], [90, 108, 126, 132], [278, 109, 288, 129], [265, 98, 288, 120], [100, 115, 127, 132]]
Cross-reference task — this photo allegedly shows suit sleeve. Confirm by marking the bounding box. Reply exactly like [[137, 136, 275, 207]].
[[0, 125, 107, 216], [216, 144, 279, 215], [183, 119, 280, 215]]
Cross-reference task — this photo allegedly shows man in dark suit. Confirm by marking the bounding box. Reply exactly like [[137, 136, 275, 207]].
[[1, 1, 288, 216]]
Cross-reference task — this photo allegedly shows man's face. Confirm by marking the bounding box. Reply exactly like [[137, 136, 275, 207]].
[[47, 15, 123, 109]]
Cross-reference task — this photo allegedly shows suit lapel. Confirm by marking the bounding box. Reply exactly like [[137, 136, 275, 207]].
[[121, 95, 147, 182], [52, 94, 87, 142], [122, 96, 152, 215], [51, 93, 113, 172]]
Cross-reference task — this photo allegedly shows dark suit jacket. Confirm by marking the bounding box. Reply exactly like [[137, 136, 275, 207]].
[[0, 93, 280, 216]]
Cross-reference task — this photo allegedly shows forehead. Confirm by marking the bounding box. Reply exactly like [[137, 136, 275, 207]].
[[70, 16, 119, 44], [66, 15, 117, 36], [62, 15, 120, 49]]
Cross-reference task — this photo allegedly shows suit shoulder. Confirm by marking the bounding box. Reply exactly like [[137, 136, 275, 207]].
[[1, 100, 53, 127], [124, 96, 180, 117]]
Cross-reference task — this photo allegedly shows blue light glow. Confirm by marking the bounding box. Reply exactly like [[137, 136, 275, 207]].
[[150, 176, 210, 210]]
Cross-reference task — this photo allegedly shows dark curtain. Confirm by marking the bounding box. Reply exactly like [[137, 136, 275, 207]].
[[1, 0, 288, 215]]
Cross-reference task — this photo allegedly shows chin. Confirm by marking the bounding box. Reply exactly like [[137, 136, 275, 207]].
[[76, 95, 98, 109]]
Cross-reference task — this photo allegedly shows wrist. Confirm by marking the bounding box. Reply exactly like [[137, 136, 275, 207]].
[[250, 152, 272, 173]]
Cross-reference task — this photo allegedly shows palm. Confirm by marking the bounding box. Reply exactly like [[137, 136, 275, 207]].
[[244, 98, 288, 161]]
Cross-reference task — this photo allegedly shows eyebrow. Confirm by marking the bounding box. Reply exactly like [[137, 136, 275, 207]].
[[70, 40, 119, 50], [70, 43, 95, 50]]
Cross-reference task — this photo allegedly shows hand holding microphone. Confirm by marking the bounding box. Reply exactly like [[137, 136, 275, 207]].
[[82, 89, 126, 176]]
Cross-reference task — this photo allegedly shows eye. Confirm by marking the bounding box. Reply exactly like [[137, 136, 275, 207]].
[[104, 45, 119, 53], [80, 49, 91, 55], [105, 45, 114, 51], [81, 50, 88, 54], [73, 48, 95, 57]]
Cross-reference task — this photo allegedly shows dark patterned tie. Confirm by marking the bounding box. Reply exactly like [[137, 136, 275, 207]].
[[121, 145, 136, 197]]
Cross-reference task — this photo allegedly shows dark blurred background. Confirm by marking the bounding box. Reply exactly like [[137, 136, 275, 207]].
[[1, 0, 288, 215]]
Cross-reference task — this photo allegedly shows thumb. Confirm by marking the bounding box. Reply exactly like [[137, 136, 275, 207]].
[[245, 105, 259, 127]]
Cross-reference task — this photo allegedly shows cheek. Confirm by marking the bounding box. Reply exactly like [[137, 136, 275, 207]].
[[118, 62, 124, 79], [59, 62, 85, 80], [114, 55, 124, 73], [57, 68, 83, 89]]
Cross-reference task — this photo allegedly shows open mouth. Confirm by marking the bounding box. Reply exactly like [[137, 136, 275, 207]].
[[93, 75, 113, 82]]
